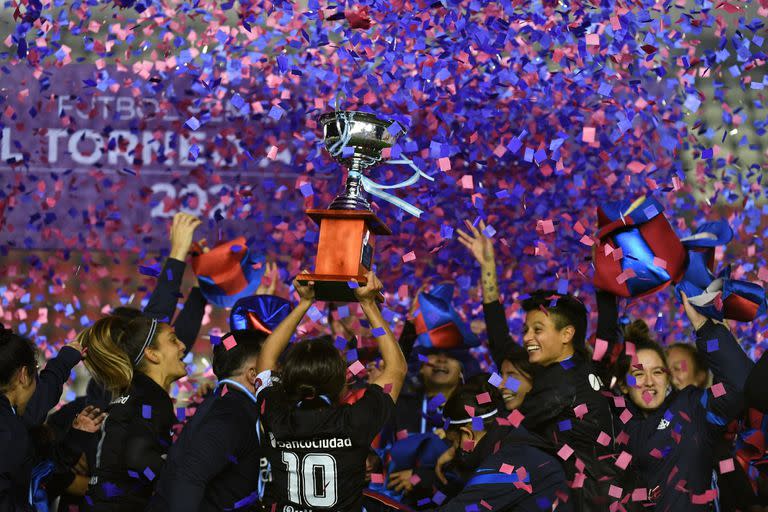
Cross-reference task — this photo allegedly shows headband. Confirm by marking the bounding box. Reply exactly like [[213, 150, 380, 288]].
[[448, 408, 498, 425], [134, 318, 158, 366]]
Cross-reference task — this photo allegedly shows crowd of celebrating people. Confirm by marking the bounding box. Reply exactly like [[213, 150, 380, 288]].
[[2, 212, 768, 512]]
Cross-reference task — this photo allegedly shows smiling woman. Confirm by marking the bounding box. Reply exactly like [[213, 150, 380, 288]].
[[77, 315, 188, 511], [614, 320, 672, 411]]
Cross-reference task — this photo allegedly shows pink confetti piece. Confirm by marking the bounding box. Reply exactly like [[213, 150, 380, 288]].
[[597, 431, 611, 446], [593, 338, 608, 361], [631, 488, 648, 502], [348, 360, 365, 375], [507, 409, 525, 427], [573, 403, 588, 419], [476, 392, 491, 404], [438, 157, 451, 171], [582, 127, 596, 143], [585, 33, 600, 46], [615, 451, 632, 470], [608, 485, 623, 499], [719, 458, 735, 474], [222, 336, 237, 351], [500, 463, 514, 474], [619, 409, 633, 424], [402, 251, 416, 262], [370, 473, 384, 484], [557, 444, 574, 461], [711, 382, 726, 398]]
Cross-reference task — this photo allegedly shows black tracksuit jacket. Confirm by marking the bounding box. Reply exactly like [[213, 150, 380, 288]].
[[148, 384, 263, 512]]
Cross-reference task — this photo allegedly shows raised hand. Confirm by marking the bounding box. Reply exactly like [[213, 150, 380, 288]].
[[353, 271, 383, 305], [457, 219, 500, 303], [681, 292, 708, 331], [456, 219, 496, 268], [72, 406, 107, 433], [293, 270, 316, 304], [169, 213, 202, 261], [257, 262, 279, 295]]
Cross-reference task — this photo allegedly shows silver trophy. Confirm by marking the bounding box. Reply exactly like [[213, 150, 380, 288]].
[[319, 111, 405, 211]]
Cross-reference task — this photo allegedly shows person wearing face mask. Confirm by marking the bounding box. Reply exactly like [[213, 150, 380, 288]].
[[600, 290, 754, 510], [430, 377, 572, 511], [77, 315, 189, 511]]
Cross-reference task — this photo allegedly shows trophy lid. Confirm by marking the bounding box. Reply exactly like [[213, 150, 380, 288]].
[[319, 111, 405, 172]]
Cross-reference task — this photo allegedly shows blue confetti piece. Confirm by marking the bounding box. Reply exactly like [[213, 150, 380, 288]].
[[142, 404, 152, 419], [143, 467, 155, 481], [482, 225, 496, 238], [707, 339, 719, 352], [299, 182, 314, 197], [504, 376, 520, 392], [371, 326, 386, 337], [347, 281, 359, 289], [268, 105, 284, 120], [337, 305, 350, 319], [184, 116, 201, 130], [558, 419, 572, 431], [387, 122, 402, 136], [488, 372, 502, 387], [471, 416, 484, 430]]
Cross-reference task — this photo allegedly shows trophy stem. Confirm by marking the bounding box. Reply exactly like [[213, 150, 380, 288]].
[[329, 166, 371, 210]]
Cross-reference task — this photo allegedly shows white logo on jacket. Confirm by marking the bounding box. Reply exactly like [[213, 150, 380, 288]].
[[657, 418, 670, 430], [588, 373, 603, 391]]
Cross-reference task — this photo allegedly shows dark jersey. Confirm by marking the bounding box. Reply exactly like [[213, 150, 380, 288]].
[[260, 382, 395, 512]]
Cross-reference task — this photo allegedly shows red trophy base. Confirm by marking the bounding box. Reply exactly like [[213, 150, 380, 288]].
[[299, 209, 391, 302]]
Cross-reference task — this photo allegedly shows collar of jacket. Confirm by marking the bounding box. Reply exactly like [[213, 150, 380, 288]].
[[530, 351, 586, 380], [0, 393, 15, 415]]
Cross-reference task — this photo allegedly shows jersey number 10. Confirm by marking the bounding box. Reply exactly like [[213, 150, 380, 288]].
[[282, 452, 338, 508]]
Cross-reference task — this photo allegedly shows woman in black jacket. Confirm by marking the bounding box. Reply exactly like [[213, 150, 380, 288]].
[[78, 314, 188, 511], [599, 290, 754, 510], [0, 324, 102, 511], [458, 220, 630, 511]]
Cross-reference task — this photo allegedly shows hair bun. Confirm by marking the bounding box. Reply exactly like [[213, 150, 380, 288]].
[[623, 319, 651, 343]]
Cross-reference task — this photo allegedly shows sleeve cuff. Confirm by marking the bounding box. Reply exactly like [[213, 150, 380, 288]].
[[694, 318, 721, 338], [482, 299, 505, 314], [55, 346, 83, 368], [162, 258, 187, 285], [66, 428, 96, 453]]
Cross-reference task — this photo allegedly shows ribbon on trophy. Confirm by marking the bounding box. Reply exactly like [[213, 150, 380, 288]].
[[191, 237, 266, 308], [674, 220, 767, 321], [229, 294, 293, 333], [593, 195, 687, 297], [326, 110, 434, 218]]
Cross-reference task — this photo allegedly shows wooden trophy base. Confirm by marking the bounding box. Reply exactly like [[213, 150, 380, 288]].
[[299, 209, 391, 302]]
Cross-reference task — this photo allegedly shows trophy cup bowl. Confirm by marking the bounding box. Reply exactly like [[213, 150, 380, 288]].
[[300, 111, 403, 302], [318, 111, 405, 211]]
